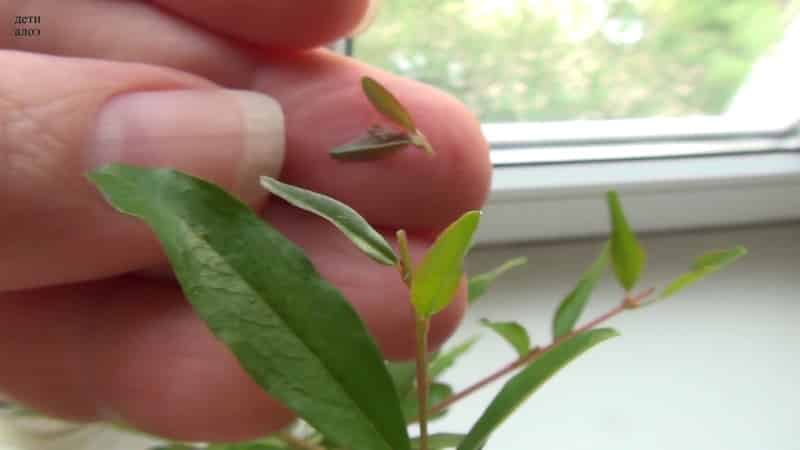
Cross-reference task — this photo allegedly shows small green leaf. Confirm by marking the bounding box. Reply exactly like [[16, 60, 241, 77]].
[[387, 361, 418, 400], [206, 444, 287, 450], [412, 433, 466, 450], [330, 127, 412, 161], [552, 243, 609, 338], [260, 176, 397, 266], [457, 329, 619, 450], [654, 246, 747, 303], [428, 336, 480, 379], [89, 165, 409, 450], [411, 211, 482, 318], [606, 191, 646, 291], [362, 76, 417, 132], [479, 319, 530, 357], [468, 257, 528, 304], [690, 245, 747, 271], [401, 382, 453, 422]]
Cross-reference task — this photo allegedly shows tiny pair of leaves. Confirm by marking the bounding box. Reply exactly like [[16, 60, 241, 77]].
[[331, 77, 433, 160], [89, 165, 410, 450]]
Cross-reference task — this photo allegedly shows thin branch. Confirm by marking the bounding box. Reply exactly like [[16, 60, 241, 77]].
[[422, 288, 655, 418]]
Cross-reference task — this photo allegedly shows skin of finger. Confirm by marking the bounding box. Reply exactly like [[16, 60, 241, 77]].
[[150, 0, 374, 49], [0, 51, 259, 292], [0, 223, 466, 441], [254, 51, 493, 232], [1, 0, 371, 86]]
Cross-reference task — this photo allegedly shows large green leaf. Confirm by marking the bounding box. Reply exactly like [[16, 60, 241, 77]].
[[89, 165, 409, 450], [479, 319, 530, 357], [654, 246, 747, 303], [411, 211, 481, 318], [260, 176, 396, 266], [552, 243, 609, 338], [606, 191, 646, 291], [467, 257, 528, 304], [428, 336, 480, 379], [457, 329, 619, 450]]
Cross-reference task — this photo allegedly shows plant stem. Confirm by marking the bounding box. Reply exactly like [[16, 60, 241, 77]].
[[423, 288, 655, 418], [396, 229, 413, 283], [415, 316, 431, 450], [276, 431, 327, 450]]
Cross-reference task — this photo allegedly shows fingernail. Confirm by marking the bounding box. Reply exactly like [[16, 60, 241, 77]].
[[351, 0, 381, 36], [90, 89, 285, 206]]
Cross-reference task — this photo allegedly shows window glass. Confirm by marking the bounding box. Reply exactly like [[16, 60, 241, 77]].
[[355, 0, 798, 123]]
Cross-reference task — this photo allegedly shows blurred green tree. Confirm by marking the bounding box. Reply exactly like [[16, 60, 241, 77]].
[[355, 0, 793, 122]]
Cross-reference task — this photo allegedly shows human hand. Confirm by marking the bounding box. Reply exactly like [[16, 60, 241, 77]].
[[0, 0, 491, 442]]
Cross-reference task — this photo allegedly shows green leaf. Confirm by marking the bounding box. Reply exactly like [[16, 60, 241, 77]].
[[654, 246, 747, 302], [362, 76, 417, 132], [411, 211, 481, 318], [387, 361, 418, 400], [260, 176, 396, 266], [89, 165, 409, 450], [330, 127, 412, 161], [428, 336, 480, 379], [412, 433, 466, 450], [457, 329, 619, 450], [690, 245, 747, 271], [479, 319, 530, 357], [401, 382, 454, 422], [468, 257, 528, 304], [606, 191, 646, 291], [552, 243, 609, 338]]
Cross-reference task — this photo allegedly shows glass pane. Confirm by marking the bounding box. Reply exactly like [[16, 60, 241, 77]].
[[355, 0, 799, 123]]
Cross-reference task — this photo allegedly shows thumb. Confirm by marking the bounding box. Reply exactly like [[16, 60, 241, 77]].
[[0, 51, 285, 291]]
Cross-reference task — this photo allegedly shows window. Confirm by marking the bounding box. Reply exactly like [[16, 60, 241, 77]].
[[350, 0, 800, 243]]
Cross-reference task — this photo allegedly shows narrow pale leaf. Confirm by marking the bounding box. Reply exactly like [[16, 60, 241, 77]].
[[260, 176, 396, 266], [412, 433, 466, 450], [479, 319, 530, 357], [330, 127, 412, 160], [654, 246, 747, 303], [362, 76, 417, 132], [606, 191, 646, 290], [411, 211, 482, 318], [457, 329, 619, 450], [89, 165, 409, 450], [552, 243, 609, 338], [428, 336, 480, 379], [690, 245, 747, 271], [401, 382, 453, 422], [468, 257, 528, 303]]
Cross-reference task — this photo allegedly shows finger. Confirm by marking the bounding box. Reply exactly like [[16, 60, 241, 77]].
[[0, 221, 466, 441], [2, 0, 379, 85], [150, 0, 379, 49], [256, 51, 493, 232], [0, 51, 285, 292]]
